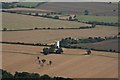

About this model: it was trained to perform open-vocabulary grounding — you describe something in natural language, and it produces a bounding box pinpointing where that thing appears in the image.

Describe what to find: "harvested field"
[2,26,118,44]
[2,44,118,78]
[36,2,118,16]
[2,12,89,30]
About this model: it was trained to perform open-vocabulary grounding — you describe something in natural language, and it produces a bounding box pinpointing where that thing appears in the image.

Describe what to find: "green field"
[13,2,44,8]
[77,15,118,23]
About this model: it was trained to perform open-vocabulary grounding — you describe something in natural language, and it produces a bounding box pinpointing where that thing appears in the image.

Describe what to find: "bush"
[53,16,59,19]
[3,28,7,31]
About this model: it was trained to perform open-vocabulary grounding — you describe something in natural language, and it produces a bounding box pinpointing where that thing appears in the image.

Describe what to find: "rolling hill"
[36,2,118,16]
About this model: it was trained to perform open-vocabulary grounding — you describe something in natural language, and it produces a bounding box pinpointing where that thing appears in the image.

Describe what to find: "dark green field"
[76,15,118,23]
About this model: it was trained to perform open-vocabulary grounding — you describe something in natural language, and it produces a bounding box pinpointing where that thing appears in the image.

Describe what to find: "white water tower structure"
[55,41,60,48]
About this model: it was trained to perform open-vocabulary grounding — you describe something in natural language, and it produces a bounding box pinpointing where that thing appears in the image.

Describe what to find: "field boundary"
[1,27,95,32]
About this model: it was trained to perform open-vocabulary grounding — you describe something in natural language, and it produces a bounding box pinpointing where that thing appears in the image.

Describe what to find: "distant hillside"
[36,2,118,16]
[2,2,46,9]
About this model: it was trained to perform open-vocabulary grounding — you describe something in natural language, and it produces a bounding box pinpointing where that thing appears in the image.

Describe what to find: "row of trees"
[83,21,118,26]
[60,36,119,46]
[2,24,96,32]
[1,41,49,47]
[1,69,73,80]
[60,37,107,47]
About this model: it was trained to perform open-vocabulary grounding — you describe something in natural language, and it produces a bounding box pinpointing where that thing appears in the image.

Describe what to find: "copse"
[42,46,63,55]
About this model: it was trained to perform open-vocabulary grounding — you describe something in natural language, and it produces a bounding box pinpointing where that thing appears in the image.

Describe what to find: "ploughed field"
[71,39,119,52]
[2,44,118,78]
[2,12,90,30]
[36,2,118,16]
[2,26,118,44]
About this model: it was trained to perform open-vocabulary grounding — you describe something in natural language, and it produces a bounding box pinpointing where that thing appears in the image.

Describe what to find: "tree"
[49,61,52,65]
[37,56,39,60]
[2,69,14,78]
[49,47,55,53]
[56,48,63,54]
[84,10,89,15]
[40,74,51,80]
[43,48,49,55]
[73,15,76,18]
[46,13,50,15]
[42,59,46,64]
[68,16,72,21]
[39,60,41,64]
[3,28,7,31]
[87,50,91,55]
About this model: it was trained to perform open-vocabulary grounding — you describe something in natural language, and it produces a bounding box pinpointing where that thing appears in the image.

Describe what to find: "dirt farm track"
[2,44,118,78]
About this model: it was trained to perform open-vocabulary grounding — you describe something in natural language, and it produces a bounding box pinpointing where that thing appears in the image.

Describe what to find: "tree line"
[1,69,73,80]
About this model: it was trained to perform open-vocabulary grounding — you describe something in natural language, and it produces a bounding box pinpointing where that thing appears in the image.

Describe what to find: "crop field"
[13,2,44,8]
[36,2,118,16]
[2,12,90,30]
[77,15,118,23]
[2,26,118,44]
[71,39,119,52]
[2,44,118,78]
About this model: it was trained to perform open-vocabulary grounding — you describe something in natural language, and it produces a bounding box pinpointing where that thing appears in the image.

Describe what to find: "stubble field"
[2,26,118,44]
[2,44,118,78]
[2,12,90,30]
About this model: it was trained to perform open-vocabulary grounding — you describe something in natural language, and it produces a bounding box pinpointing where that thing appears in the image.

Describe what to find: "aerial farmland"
[1,2,119,80]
